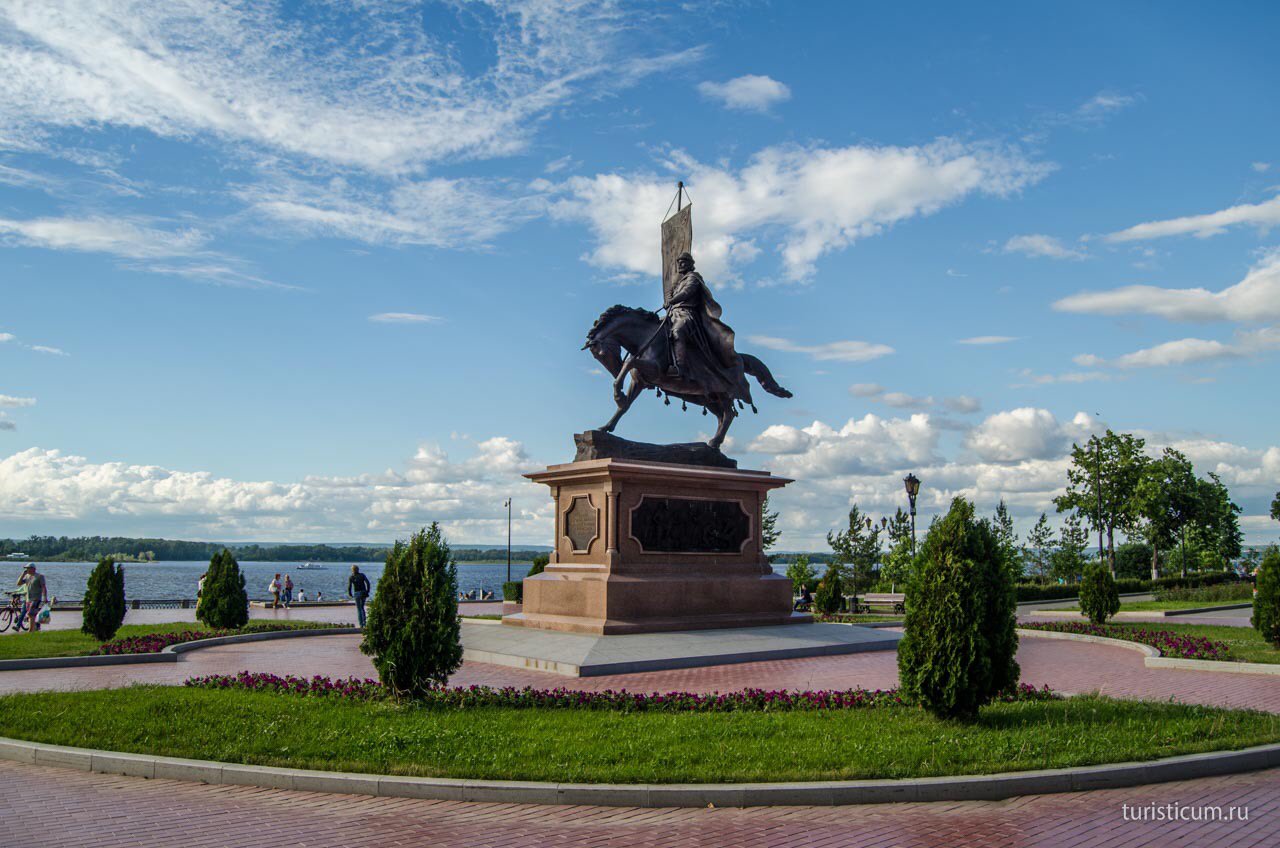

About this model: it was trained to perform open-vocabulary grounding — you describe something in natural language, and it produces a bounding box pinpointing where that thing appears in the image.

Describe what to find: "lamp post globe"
[902,473,921,554]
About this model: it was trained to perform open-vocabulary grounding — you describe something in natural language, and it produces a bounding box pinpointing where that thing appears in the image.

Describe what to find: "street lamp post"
[903,473,921,555]
[503,498,512,584]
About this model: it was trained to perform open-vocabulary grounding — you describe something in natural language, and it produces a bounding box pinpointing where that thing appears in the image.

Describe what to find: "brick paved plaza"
[1,620,1277,847]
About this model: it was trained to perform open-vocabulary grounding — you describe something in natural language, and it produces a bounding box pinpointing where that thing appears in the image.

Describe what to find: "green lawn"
[0,621,333,661]
[0,687,1276,783]
[1118,600,1252,612]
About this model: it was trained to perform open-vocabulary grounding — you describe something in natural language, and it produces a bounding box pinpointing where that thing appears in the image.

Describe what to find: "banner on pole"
[660,203,692,305]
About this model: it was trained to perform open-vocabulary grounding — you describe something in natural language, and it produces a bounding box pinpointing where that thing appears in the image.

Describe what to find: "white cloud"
[368,313,443,324]
[1253,162,1272,174]
[1013,368,1115,386]
[748,414,942,478]
[1003,234,1087,260]
[1075,92,1137,121]
[0,439,551,543]
[1054,250,1280,322]
[0,1,694,175]
[0,419,14,432]
[751,336,894,362]
[697,74,791,112]
[965,408,1090,463]
[881,392,934,410]
[29,345,66,356]
[958,335,1019,345]
[0,395,36,408]
[0,215,206,259]
[551,139,1050,282]
[943,395,982,414]
[849,383,884,398]
[851,383,980,414]
[239,177,543,248]
[1105,195,1280,243]
[1076,326,1280,369]
[0,333,14,343]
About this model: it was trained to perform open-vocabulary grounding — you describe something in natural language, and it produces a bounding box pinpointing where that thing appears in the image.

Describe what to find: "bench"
[859,593,906,614]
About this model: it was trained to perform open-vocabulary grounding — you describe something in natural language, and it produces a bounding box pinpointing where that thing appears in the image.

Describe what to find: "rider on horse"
[665,252,745,400]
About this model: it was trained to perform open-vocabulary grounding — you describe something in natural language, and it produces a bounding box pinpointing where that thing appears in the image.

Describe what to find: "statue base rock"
[574,429,737,469]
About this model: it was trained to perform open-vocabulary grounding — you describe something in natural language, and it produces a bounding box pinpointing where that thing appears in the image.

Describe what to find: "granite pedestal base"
[511,454,803,635]
[465,619,901,677]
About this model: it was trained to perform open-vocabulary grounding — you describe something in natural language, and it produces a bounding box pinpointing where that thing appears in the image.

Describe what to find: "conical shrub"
[196,549,249,629]
[897,497,1019,720]
[82,557,127,641]
[361,523,462,697]
[1253,548,1280,648]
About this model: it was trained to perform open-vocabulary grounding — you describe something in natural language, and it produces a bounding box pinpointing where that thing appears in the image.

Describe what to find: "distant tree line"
[0,535,549,564]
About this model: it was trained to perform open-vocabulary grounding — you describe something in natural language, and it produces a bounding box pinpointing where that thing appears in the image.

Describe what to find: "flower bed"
[1021,622,1231,660]
[93,622,352,656]
[184,671,1057,711]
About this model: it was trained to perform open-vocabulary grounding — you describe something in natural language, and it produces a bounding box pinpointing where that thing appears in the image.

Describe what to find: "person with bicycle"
[18,564,48,633]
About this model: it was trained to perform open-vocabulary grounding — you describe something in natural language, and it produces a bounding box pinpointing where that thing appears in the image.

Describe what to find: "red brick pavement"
[2,632,1278,713]
[1,759,1275,847]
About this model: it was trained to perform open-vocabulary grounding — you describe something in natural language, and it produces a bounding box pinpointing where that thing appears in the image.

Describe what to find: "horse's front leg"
[602,374,643,433]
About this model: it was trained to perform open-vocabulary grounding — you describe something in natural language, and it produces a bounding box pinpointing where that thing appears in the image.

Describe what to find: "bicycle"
[0,592,27,633]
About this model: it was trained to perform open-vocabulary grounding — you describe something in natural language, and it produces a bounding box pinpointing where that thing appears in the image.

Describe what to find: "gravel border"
[0,735,1276,807]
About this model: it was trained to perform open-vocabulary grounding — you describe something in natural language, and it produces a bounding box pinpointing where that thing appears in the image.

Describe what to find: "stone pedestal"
[505,455,806,634]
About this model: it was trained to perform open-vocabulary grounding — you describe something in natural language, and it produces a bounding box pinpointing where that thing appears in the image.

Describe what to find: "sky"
[2,0,1279,549]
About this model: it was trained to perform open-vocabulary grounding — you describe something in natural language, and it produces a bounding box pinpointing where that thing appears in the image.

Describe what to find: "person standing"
[268,573,282,609]
[282,574,294,609]
[20,564,48,634]
[347,565,371,627]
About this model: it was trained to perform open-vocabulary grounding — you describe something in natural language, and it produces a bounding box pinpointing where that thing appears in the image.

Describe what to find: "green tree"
[1251,548,1280,648]
[1272,493,1280,523]
[1191,473,1242,571]
[992,499,1021,578]
[361,524,462,697]
[879,508,915,591]
[1079,560,1121,624]
[1055,430,1148,574]
[526,553,550,577]
[195,549,249,629]
[81,557,127,641]
[1133,447,1196,580]
[1023,513,1054,580]
[1113,542,1154,581]
[827,503,881,594]
[1049,513,1089,582]
[761,496,781,552]
[897,497,1019,721]
[784,554,816,594]
[813,560,844,615]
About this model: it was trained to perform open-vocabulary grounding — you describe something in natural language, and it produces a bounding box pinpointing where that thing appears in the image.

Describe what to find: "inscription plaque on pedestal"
[564,496,598,552]
[630,496,749,554]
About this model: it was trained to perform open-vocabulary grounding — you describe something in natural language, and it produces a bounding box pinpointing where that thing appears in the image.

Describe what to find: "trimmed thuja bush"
[196,549,249,630]
[1254,549,1280,649]
[813,561,844,615]
[1079,561,1121,625]
[81,557,127,641]
[361,523,462,697]
[897,497,1019,721]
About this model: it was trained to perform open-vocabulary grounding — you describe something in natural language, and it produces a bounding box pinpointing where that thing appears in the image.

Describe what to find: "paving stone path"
[2,759,1275,848]
[2,630,1278,713]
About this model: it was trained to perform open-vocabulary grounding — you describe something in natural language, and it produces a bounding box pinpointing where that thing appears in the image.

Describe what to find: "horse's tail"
[741,353,792,398]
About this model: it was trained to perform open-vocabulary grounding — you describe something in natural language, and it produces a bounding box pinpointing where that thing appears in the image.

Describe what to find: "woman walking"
[268,573,282,609]
[282,573,294,609]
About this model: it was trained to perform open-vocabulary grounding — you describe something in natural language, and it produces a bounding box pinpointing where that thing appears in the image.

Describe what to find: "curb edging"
[1018,627,1280,676]
[0,628,358,672]
[1,735,1276,807]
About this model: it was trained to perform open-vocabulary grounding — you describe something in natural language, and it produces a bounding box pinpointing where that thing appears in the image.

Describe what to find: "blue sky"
[2,0,1278,548]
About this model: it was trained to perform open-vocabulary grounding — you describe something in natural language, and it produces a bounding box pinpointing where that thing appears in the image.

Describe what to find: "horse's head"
[583,304,661,376]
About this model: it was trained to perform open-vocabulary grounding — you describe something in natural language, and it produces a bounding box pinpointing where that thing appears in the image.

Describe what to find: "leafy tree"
[1079,560,1121,624]
[1049,513,1090,582]
[196,549,249,629]
[1192,473,1242,571]
[526,553,550,577]
[813,561,844,615]
[361,524,462,697]
[1113,542,1154,581]
[1133,448,1196,580]
[81,557,126,641]
[1023,513,1054,580]
[761,496,781,552]
[1272,493,1280,523]
[784,554,816,593]
[879,508,915,591]
[897,497,1019,721]
[1055,430,1148,574]
[827,503,881,594]
[1251,548,1280,649]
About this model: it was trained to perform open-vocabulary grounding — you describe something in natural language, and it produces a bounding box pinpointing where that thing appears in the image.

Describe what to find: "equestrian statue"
[583,250,792,450]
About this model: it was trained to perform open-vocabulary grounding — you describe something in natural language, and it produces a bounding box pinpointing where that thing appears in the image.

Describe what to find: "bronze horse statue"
[583,305,792,449]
